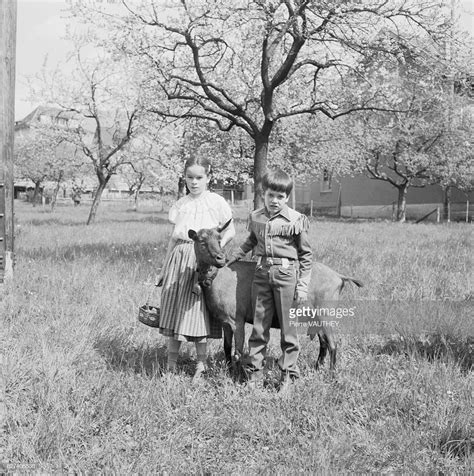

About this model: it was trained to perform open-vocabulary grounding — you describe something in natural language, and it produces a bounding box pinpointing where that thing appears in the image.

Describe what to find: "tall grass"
[1,202,472,473]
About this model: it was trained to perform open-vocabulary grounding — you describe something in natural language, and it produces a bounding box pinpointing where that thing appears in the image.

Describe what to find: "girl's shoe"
[192,361,207,381]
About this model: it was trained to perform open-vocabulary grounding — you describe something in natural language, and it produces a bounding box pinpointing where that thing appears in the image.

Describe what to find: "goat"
[188,220,363,372]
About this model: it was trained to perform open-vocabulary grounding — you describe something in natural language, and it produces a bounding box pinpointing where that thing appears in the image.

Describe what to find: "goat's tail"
[339,275,364,292]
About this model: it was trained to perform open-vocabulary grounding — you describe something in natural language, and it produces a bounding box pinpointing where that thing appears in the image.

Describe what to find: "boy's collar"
[261,204,291,221]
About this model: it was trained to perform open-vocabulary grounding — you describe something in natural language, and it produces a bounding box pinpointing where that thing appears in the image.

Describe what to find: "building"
[294,173,473,222]
[293,29,474,222]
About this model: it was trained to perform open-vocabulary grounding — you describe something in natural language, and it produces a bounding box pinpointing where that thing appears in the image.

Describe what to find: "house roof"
[15,105,134,146]
[15,106,84,130]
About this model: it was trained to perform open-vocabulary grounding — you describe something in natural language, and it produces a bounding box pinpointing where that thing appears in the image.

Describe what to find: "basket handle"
[144,281,161,306]
[154,267,164,287]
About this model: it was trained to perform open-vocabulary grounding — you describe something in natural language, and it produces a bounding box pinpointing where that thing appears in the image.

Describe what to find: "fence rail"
[302,201,473,223]
[415,208,438,224]
[16,194,474,223]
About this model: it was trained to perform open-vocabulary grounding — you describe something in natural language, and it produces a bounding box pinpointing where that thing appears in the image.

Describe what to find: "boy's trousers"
[247,262,300,378]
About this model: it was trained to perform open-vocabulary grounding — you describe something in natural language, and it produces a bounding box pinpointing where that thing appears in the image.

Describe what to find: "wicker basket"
[138,304,161,328]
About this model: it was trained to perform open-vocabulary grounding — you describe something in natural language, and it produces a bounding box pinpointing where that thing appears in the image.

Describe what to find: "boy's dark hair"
[262,168,293,196]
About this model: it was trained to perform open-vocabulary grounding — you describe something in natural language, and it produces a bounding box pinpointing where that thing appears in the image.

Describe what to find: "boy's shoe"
[279,372,297,393]
[245,369,264,389]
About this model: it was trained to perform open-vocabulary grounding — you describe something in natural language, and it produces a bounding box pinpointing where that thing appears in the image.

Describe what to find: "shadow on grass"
[94,334,168,377]
[94,334,208,378]
[370,333,473,373]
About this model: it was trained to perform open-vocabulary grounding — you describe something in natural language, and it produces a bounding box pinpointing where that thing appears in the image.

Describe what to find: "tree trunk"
[336,183,342,218]
[87,177,110,225]
[134,175,145,211]
[290,175,296,209]
[253,132,270,209]
[32,181,41,207]
[443,185,451,222]
[396,183,408,222]
[50,174,63,212]
[134,188,139,211]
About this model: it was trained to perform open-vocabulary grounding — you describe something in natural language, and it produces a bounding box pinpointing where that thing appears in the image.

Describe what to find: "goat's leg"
[308,330,326,369]
[323,326,337,372]
[222,323,234,372]
[327,332,337,372]
[315,330,337,372]
[233,317,247,381]
[234,318,246,365]
[315,332,328,370]
[329,341,337,372]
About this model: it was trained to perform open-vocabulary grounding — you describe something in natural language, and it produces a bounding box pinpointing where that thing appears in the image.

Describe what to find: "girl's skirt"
[159,240,222,342]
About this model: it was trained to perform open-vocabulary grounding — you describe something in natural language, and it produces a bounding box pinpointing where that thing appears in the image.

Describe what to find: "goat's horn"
[217,218,232,233]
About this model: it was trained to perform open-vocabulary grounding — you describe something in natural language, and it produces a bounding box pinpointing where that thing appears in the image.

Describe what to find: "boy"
[228,168,312,389]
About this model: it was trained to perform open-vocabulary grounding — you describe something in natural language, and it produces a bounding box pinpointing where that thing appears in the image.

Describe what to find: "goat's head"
[188,218,232,268]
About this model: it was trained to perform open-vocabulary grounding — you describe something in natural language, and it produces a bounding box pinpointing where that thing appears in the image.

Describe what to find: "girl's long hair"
[184,156,212,175]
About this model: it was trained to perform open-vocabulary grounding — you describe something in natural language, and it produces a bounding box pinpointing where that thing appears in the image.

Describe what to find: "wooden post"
[310,199,313,218]
[0,0,17,283]
[437,205,440,223]
[291,175,296,210]
[466,200,469,223]
[230,189,234,206]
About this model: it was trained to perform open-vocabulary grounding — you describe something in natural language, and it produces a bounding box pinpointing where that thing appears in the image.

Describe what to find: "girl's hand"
[155,273,164,287]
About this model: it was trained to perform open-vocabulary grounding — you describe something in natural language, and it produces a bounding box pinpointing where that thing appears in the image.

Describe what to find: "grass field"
[1,201,473,473]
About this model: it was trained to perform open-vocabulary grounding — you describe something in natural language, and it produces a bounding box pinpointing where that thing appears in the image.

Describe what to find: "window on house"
[321,168,332,192]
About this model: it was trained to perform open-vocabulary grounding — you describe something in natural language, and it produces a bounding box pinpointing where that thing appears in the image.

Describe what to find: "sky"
[14,0,474,121]
[15,0,74,120]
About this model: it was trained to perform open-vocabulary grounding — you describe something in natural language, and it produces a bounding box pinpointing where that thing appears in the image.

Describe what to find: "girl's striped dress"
[159,191,232,342]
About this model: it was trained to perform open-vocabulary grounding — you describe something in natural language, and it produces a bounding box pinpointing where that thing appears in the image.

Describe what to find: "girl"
[156,156,235,378]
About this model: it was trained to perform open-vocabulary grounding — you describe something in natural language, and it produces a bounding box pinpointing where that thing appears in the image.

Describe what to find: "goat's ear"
[217,218,232,233]
[188,230,198,241]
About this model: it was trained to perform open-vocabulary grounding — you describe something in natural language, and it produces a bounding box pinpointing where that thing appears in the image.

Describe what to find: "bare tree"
[29,41,145,224]
[76,0,445,208]
[347,22,474,222]
[119,136,171,210]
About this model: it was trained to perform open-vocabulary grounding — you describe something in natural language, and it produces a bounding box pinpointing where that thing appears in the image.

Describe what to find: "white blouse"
[169,190,232,241]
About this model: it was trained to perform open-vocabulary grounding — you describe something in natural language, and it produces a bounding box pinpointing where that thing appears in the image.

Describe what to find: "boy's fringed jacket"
[233,205,313,295]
